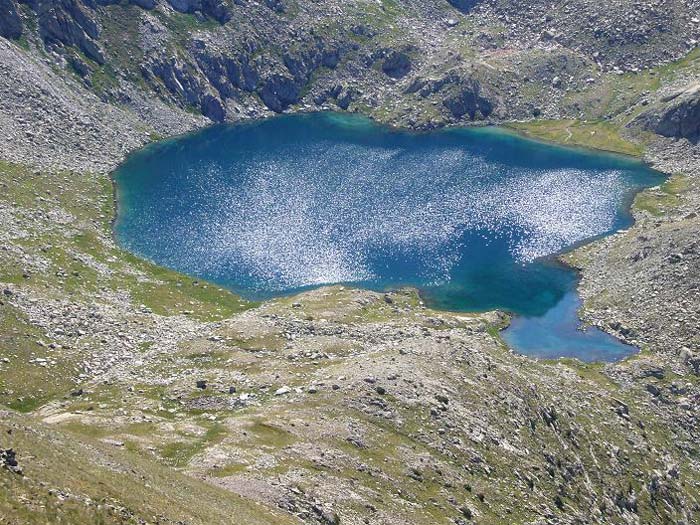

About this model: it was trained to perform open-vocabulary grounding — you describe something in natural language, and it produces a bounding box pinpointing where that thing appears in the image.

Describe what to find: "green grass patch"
[507,119,643,156]
[633,174,689,216]
[120,253,255,320]
[0,305,80,412]
[246,420,296,449]
[160,422,227,468]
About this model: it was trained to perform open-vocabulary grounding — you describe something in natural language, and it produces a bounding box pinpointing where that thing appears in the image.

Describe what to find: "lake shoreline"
[112,112,666,362]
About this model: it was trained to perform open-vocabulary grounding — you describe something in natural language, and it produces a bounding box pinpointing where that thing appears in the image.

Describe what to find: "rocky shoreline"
[1,1,700,523]
[2,107,699,524]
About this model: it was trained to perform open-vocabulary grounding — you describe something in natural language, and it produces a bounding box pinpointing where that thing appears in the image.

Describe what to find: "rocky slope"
[634,83,700,138]
[2,159,699,524]
[0,0,699,171]
[1,1,700,524]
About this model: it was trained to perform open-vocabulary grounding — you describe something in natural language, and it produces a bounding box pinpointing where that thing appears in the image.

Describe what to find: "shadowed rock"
[447,0,481,12]
[382,51,412,79]
[443,80,493,119]
[638,85,700,140]
[0,0,22,39]
[34,0,105,64]
[259,74,302,112]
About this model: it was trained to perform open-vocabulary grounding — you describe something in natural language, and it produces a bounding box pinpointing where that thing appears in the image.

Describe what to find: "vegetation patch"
[160,422,227,468]
[633,174,690,216]
[507,119,644,156]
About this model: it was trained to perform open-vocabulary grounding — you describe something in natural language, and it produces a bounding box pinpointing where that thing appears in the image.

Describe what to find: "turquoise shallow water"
[114,113,663,362]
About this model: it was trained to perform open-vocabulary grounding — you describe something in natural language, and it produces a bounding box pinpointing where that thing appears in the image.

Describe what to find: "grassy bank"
[506,119,644,157]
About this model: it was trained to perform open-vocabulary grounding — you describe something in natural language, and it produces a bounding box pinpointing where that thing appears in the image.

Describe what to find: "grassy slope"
[0,160,254,413]
[506,47,700,156]
[0,411,296,525]
[506,119,643,156]
[1,44,699,524]
[0,160,296,523]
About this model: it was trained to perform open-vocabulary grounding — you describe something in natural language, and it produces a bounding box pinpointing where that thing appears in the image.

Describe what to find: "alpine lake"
[114,113,664,362]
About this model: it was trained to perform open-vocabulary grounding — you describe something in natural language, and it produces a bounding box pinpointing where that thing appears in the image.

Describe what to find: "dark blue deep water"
[114,113,663,361]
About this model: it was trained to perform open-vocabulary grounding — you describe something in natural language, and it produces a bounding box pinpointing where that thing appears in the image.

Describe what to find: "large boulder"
[635,85,700,140]
[382,51,412,79]
[443,80,493,120]
[0,0,23,39]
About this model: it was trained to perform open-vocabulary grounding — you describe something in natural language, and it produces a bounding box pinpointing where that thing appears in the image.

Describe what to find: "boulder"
[1,449,22,475]
[382,51,412,79]
[443,81,493,120]
[633,84,700,140]
[201,92,225,122]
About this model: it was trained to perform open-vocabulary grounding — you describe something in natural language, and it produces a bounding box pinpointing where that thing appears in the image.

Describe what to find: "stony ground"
[2,159,699,525]
[0,0,699,171]
[1,1,700,524]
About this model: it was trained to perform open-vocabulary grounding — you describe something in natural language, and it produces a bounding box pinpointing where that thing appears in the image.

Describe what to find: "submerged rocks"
[447,0,481,12]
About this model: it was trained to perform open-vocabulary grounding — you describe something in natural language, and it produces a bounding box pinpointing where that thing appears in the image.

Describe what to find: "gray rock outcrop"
[442,80,493,120]
[32,0,105,64]
[635,85,700,140]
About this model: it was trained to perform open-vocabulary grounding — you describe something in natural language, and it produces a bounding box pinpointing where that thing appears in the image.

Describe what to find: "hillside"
[1,1,699,524]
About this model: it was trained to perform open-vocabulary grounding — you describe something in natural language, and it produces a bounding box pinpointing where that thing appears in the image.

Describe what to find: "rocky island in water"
[0,1,699,524]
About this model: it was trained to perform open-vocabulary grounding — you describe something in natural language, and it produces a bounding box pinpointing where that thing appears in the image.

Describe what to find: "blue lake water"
[113,113,663,362]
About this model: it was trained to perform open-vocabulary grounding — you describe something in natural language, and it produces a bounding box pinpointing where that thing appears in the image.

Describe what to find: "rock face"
[165,0,231,23]
[32,0,105,64]
[0,0,22,39]
[259,74,301,112]
[443,80,493,119]
[181,36,347,116]
[382,51,412,79]
[636,85,700,140]
[0,0,697,133]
